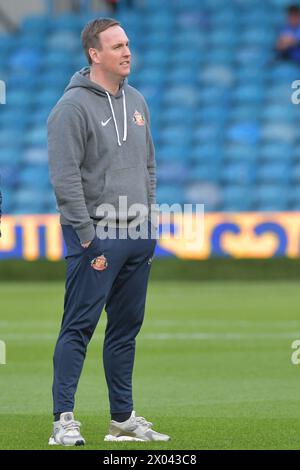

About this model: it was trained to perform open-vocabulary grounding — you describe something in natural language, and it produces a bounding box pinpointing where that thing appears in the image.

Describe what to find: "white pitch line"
[1,320,300,329]
[1,332,300,342]
[142,332,300,340]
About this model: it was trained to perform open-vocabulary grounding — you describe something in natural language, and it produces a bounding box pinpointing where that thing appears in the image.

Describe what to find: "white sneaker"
[104,411,171,442]
[48,412,85,446]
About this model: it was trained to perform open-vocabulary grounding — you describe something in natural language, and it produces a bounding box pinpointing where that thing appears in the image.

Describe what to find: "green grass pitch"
[0,279,300,450]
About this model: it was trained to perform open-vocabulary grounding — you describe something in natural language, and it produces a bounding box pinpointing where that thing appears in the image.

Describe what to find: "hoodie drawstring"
[122,90,127,143]
[105,90,127,147]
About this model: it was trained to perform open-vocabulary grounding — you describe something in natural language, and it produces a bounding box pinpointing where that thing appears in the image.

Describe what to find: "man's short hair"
[81,18,121,65]
[288,5,300,15]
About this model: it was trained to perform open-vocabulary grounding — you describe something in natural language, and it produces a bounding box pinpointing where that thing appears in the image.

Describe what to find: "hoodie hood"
[64,66,127,97]
[65,66,128,146]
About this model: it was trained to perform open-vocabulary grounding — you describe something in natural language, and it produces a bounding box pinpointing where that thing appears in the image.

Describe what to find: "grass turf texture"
[0,280,300,450]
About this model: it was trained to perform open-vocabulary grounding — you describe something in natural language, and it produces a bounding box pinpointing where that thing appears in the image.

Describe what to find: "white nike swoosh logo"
[101,117,112,126]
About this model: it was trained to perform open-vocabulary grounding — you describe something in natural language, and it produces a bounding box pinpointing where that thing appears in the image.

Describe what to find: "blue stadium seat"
[0,109,29,128]
[50,13,84,32]
[21,15,50,33]
[9,48,41,71]
[136,68,165,85]
[229,105,261,122]
[157,145,189,162]
[43,51,74,67]
[0,34,18,54]
[23,147,48,165]
[0,131,24,148]
[208,8,236,25]
[253,185,289,211]
[289,186,300,209]
[226,122,260,145]
[46,31,80,50]
[184,182,220,211]
[268,63,299,81]
[194,105,229,124]
[18,165,51,188]
[292,164,300,183]
[235,66,267,83]
[190,143,223,164]
[5,90,33,108]
[261,104,297,122]
[200,65,234,87]
[193,124,224,144]
[293,144,300,163]
[135,84,162,107]
[166,67,198,84]
[236,47,270,67]
[259,143,293,161]
[204,49,234,64]
[24,127,47,147]
[40,71,70,89]
[221,161,256,185]
[224,144,258,162]
[143,13,174,30]
[1,188,14,213]
[189,163,220,183]
[270,0,291,7]
[157,161,189,184]
[27,108,54,127]
[240,28,274,45]
[171,0,201,11]
[8,73,39,90]
[198,86,230,105]
[232,84,264,103]
[32,89,62,108]
[221,185,252,211]
[159,106,194,126]
[208,29,237,47]
[12,188,51,214]
[256,162,291,184]
[265,84,294,102]
[172,30,206,48]
[159,126,192,147]
[157,185,184,205]
[140,49,168,68]
[169,49,203,67]
[142,31,172,47]
[0,151,22,167]
[163,85,198,108]
[261,123,296,143]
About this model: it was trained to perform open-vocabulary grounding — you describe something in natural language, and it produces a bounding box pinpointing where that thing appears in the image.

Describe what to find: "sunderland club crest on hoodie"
[133,110,145,126]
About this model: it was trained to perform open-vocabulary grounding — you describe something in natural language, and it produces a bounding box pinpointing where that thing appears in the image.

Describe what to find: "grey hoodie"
[47,67,156,244]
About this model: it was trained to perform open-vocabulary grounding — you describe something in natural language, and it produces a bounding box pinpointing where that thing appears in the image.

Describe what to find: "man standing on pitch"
[47,18,170,445]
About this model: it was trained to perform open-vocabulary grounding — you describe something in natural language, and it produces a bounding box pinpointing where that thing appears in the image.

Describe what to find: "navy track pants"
[52,224,156,415]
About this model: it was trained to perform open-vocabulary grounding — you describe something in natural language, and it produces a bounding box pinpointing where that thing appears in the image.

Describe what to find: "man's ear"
[89,48,101,65]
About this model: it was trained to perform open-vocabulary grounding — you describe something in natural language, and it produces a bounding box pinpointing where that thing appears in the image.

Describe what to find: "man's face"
[289,12,300,27]
[91,25,131,78]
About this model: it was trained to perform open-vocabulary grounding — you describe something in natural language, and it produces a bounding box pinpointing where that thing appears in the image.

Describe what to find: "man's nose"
[124,46,131,57]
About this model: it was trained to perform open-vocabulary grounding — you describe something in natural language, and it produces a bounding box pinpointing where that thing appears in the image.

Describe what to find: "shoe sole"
[48,437,85,446]
[104,434,144,442]
[104,434,171,442]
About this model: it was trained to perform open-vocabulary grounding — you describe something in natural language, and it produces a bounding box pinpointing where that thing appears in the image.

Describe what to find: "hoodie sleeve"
[143,101,156,206]
[47,102,95,244]
[143,100,159,228]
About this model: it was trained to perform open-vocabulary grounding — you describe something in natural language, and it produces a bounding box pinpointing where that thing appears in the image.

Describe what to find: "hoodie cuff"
[149,205,160,228]
[76,223,96,245]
